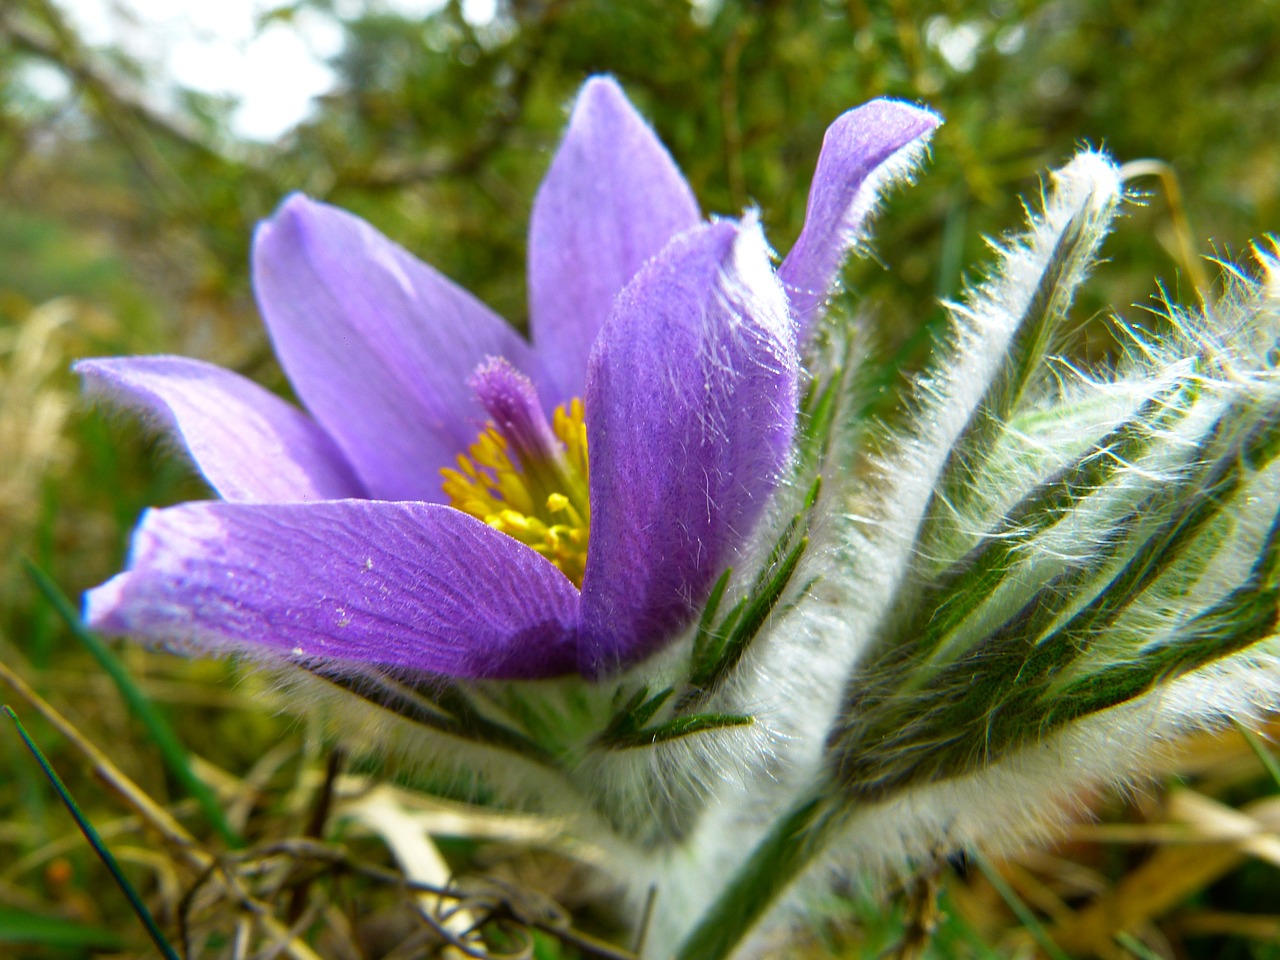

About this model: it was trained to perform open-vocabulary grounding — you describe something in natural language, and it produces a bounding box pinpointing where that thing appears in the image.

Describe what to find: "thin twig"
[286,746,345,924]
[0,1,235,168]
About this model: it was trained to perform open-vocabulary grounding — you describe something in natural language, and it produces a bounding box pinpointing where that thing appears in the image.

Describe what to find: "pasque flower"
[70,73,1280,960]
[79,77,940,680]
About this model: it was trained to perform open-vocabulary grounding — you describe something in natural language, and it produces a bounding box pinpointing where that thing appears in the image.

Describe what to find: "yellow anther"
[442,397,591,587]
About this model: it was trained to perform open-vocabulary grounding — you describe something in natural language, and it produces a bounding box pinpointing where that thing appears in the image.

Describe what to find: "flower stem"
[675,793,842,960]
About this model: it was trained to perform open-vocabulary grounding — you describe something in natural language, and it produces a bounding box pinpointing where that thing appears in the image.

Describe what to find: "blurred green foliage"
[0,0,1277,955]
[4,0,1279,353]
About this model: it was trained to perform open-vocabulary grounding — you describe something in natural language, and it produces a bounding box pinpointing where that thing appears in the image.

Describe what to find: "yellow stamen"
[442,399,591,587]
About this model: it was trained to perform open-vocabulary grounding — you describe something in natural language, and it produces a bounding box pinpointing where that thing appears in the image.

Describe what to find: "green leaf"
[689,568,733,676]
[922,166,1119,554]
[884,375,1197,673]
[601,686,675,740]
[689,534,808,693]
[833,397,1280,800]
[603,712,754,750]
[316,670,558,766]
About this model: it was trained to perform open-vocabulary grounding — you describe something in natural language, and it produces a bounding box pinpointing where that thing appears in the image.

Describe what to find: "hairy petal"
[85,500,581,679]
[76,356,364,502]
[528,75,700,404]
[781,99,942,336]
[580,218,798,675]
[253,195,545,501]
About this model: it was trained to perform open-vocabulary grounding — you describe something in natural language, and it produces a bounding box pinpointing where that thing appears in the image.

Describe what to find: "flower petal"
[579,218,799,675]
[85,500,581,679]
[76,356,364,502]
[780,99,942,336]
[528,76,700,404]
[253,195,545,501]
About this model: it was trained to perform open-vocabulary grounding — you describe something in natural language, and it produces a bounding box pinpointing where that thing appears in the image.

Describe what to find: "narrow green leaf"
[23,559,243,849]
[601,686,675,740]
[687,597,746,692]
[862,375,1196,700]
[605,712,753,750]
[690,535,808,691]
[629,688,675,730]
[430,682,559,760]
[4,705,181,960]
[804,474,823,511]
[676,795,841,960]
[797,370,843,465]
[690,567,733,674]
[834,463,1280,800]
[1046,584,1279,728]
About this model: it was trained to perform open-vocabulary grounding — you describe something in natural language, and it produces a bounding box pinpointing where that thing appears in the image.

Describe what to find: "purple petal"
[528,76,700,405]
[85,500,581,679]
[253,195,547,501]
[780,99,942,336]
[579,218,798,675]
[76,356,364,502]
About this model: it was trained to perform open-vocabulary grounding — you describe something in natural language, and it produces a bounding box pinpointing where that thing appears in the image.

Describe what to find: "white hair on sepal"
[1254,237,1280,304]
[601,415,891,953]
[713,262,1280,950]
[720,644,1280,955]
[638,162,1278,955]
[263,665,603,821]
[825,151,1125,603]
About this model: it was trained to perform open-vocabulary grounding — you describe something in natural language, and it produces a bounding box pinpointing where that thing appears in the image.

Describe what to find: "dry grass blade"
[1050,791,1280,955]
[343,784,479,938]
[0,658,331,960]
[0,299,73,542]
[1172,911,1280,940]
[0,656,199,854]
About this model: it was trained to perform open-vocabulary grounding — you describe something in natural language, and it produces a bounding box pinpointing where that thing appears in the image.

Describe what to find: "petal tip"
[71,356,108,382]
[563,74,664,150]
[834,98,944,147]
[872,96,944,129]
[255,192,322,254]
[276,191,319,219]
[83,575,128,634]
[72,355,152,408]
[573,74,630,115]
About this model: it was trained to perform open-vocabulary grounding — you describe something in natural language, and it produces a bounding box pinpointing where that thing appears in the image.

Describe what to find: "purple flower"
[79,78,938,680]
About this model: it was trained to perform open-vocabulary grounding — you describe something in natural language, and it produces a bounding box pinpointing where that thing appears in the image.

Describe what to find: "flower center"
[440,358,591,587]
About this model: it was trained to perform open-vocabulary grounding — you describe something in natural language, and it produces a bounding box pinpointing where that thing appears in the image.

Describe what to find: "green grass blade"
[1114,931,1167,960]
[4,705,181,960]
[23,559,243,848]
[0,907,124,950]
[1236,721,1280,791]
[972,851,1071,960]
